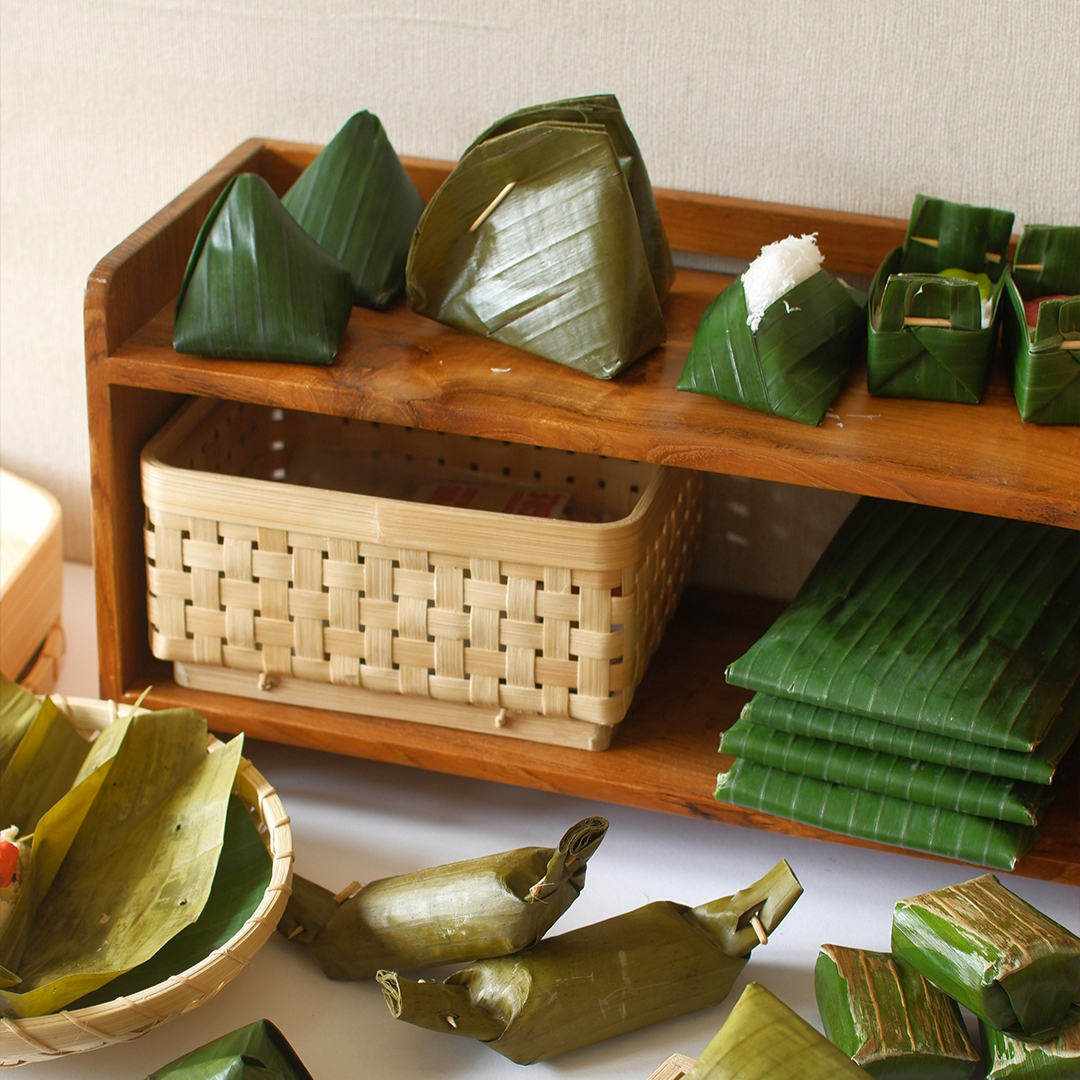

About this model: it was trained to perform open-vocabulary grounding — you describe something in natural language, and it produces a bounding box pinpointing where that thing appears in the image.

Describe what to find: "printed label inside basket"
[412,481,569,518]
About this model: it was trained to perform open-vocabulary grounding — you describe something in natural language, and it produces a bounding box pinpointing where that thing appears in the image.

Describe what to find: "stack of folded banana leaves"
[717,496,1079,870]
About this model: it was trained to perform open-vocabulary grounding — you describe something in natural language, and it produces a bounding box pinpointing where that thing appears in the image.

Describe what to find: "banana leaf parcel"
[281,111,425,310]
[867,194,1015,402]
[173,173,353,364]
[981,1004,1080,1080]
[724,498,1080,753]
[1002,224,1080,425]
[377,859,802,1065]
[405,119,666,379]
[891,874,1080,1038]
[815,945,979,1079]
[146,1019,313,1080]
[278,816,607,979]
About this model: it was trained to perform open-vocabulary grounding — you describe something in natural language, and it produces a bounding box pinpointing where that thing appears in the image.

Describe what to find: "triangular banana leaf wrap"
[465,94,674,304]
[1002,225,1080,425]
[405,120,666,379]
[376,859,802,1065]
[724,498,1080,753]
[277,816,608,979]
[677,269,867,425]
[146,1019,315,1080]
[980,1004,1080,1080]
[281,110,426,310]
[891,874,1080,1038]
[173,173,353,364]
[814,945,979,1080]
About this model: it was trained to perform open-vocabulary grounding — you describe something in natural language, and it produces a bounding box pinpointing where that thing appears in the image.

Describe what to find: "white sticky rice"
[742,233,824,331]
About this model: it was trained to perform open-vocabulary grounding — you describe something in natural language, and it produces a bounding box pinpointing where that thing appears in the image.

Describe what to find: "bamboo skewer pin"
[470,182,517,232]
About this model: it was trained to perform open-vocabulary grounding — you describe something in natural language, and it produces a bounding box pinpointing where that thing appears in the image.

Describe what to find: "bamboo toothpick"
[750,914,769,945]
[470,182,517,232]
[904,316,953,328]
[333,880,363,904]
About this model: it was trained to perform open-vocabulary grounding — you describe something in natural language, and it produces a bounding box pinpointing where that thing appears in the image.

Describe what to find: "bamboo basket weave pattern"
[142,399,702,749]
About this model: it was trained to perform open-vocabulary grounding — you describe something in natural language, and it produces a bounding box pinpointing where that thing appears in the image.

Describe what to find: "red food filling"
[1024,294,1071,329]
[0,840,18,888]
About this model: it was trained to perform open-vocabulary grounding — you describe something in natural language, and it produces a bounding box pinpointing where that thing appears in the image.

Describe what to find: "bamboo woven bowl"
[0,696,294,1066]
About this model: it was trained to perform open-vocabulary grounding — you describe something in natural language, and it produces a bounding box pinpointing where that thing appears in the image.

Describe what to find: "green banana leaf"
[685,982,864,1079]
[465,94,674,304]
[981,1005,1080,1080]
[173,173,353,365]
[377,860,802,1065]
[281,111,425,310]
[714,758,1038,870]
[406,120,666,379]
[677,269,866,425]
[891,874,1080,1038]
[277,816,608,979]
[721,719,1052,825]
[740,689,1080,784]
[0,674,40,776]
[146,1019,314,1080]
[814,945,979,1079]
[898,194,1014,277]
[725,498,1080,752]
[1011,224,1080,298]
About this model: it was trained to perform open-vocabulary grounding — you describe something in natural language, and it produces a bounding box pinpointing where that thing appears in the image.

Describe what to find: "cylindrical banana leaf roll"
[891,874,1080,1038]
[277,817,608,979]
[980,1005,1080,1080]
[377,859,802,1064]
[720,719,1053,825]
[714,758,1038,870]
[814,945,979,1079]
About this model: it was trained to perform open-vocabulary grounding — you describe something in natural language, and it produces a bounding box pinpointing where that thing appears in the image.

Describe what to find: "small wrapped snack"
[867,194,1015,402]
[376,859,802,1065]
[1001,224,1080,424]
[891,874,1080,1038]
[814,945,979,1079]
[277,816,608,979]
[677,234,867,425]
[145,1019,313,1080]
[981,1004,1080,1080]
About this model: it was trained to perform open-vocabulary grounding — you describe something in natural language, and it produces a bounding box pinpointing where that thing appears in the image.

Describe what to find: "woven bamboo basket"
[142,398,703,750]
[0,695,293,1066]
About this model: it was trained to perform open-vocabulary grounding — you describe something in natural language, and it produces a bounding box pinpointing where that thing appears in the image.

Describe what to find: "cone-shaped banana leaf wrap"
[677,269,867,425]
[814,945,979,1079]
[891,874,1080,1038]
[714,759,1037,869]
[278,816,608,980]
[725,498,1080,753]
[173,173,353,364]
[0,674,40,777]
[720,720,1053,825]
[375,859,802,1065]
[684,982,864,1080]
[465,94,674,304]
[146,1019,314,1080]
[980,1005,1080,1080]
[405,121,666,379]
[281,111,425,310]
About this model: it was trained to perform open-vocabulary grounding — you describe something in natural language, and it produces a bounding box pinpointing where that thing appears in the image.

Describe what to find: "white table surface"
[23,562,1080,1077]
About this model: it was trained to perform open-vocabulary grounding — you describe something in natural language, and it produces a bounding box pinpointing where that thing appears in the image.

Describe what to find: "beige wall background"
[2,0,1078,595]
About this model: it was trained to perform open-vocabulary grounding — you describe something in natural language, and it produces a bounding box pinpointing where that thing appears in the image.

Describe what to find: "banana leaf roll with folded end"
[980,1004,1080,1080]
[146,1019,314,1080]
[173,173,353,364]
[277,816,608,979]
[281,111,425,310]
[376,859,802,1065]
[814,945,979,1079]
[677,233,867,425]
[891,874,1080,1038]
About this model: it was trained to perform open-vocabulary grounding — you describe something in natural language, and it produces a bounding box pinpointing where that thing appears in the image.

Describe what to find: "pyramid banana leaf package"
[281,110,426,310]
[145,1019,314,1080]
[173,173,353,364]
[725,498,1080,753]
[1002,224,1080,425]
[814,945,979,1079]
[980,1004,1080,1080]
[376,859,802,1065]
[867,194,1015,402]
[406,108,667,379]
[677,234,867,425]
[891,874,1080,1038]
[277,816,608,979]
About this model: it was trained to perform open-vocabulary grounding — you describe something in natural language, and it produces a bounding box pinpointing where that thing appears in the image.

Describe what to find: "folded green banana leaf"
[685,982,864,1079]
[0,674,39,776]
[465,94,674,304]
[721,719,1052,825]
[406,120,666,379]
[740,689,1080,784]
[377,859,802,1065]
[174,173,353,364]
[981,1004,1080,1080]
[814,945,979,1079]
[725,498,1080,752]
[677,269,866,425]
[714,758,1038,870]
[146,1019,314,1080]
[897,194,1015,276]
[277,816,607,979]
[281,111,425,310]
[891,874,1080,1038]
